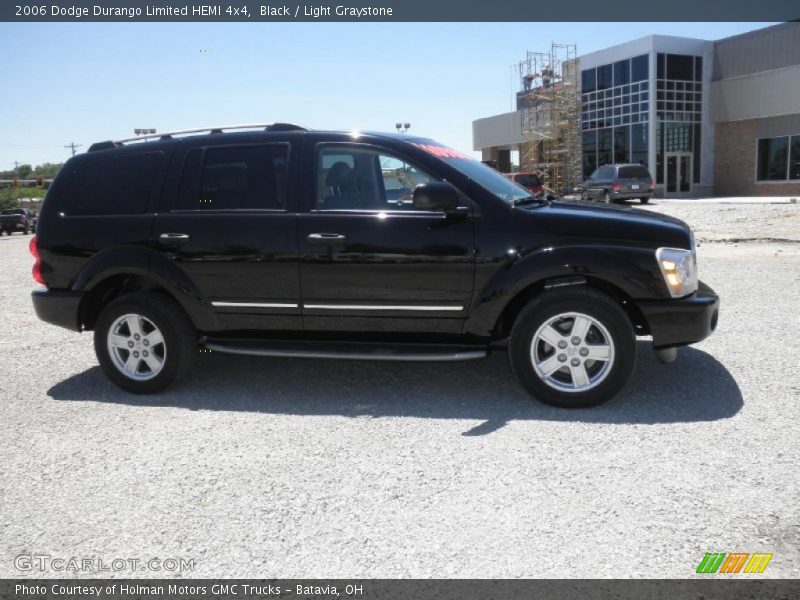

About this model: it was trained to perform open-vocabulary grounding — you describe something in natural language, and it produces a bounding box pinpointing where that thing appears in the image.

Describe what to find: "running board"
[203,340,489,362]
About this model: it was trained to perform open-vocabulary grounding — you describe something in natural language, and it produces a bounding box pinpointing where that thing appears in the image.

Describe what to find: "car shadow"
[47,341,742,435]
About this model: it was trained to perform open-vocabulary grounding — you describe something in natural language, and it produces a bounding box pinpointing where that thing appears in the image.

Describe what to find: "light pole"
[395,122,411,134]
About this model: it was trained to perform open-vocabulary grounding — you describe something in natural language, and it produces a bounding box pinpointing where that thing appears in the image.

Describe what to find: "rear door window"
[618,165,651,179]
[176,144,289,211]
[65,152,161,216]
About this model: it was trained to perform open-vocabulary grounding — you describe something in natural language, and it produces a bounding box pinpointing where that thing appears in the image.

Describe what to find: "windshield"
[514,174,540,187]
[410,142,533,204]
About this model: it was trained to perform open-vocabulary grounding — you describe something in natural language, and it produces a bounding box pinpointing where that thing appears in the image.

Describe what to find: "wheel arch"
[73,246,218,332]
[492,275,650,341]
[465,245,660,340]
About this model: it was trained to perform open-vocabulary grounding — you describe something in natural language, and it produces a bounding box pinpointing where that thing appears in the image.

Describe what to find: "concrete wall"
[710,64,800,123]
[714,118,800,197]
[472,111,524,152]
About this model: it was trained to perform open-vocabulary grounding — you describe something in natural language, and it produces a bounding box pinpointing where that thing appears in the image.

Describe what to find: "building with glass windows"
[473,22,800,197]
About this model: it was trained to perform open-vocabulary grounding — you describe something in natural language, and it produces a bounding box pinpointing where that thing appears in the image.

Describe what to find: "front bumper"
[32,289,83,332]
[636,281,719,349]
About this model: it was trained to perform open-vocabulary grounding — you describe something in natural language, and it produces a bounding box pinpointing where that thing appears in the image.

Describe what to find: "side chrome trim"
[205,343,487,362]
[303,304,463,311]
[211,302,299,309]
[211,302,464,312]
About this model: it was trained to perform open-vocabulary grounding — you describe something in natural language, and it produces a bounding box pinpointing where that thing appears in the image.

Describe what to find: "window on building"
[631,54,648,82]
[667,54,694,81]
[176,145,289,211]
[582,130,597,178]
[756,136,790,181]
[597,64,612,90]
[614,127,629,163]
[791,136,800,180]
[66,152,162,216]
[613,60,630,87]
[657,53,665,80]
[693,124,702,183]
[598,128,612,167]
[694,56,703,82]
[631,124,648,166]
[581,68,596,93]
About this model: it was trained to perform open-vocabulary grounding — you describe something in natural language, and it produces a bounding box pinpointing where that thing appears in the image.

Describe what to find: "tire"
[639,197,649,204]
[603,191,611,204]
[580,191,589,202]
[94,292,197,394]
[508,288,636,408]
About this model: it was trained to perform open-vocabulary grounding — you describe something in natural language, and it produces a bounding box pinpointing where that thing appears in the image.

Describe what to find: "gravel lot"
[1,202,798,579]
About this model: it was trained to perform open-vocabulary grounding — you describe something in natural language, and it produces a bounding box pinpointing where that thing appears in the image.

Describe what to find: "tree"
[31,162,63,179]
[15,164,33,179]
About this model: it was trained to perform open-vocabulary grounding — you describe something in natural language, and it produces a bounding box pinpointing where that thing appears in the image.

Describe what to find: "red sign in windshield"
[411,143,471,160]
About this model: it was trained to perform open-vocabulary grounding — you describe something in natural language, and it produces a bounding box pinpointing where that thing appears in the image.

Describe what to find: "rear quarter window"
[618,166,651,179]
[63,152,162,216]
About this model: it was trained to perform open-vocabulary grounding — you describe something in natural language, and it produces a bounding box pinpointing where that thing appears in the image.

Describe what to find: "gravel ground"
[1,203,798,579]
[643,200,800,243]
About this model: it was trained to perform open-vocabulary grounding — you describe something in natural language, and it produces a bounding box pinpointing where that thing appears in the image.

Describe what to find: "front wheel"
[94,292,197,394]
[509,288,636,408]
[639,197,650,204]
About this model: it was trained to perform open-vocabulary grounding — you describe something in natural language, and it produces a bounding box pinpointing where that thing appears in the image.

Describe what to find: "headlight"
[656,247,698,298]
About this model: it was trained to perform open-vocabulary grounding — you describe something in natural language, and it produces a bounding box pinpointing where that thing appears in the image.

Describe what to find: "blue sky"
[0,22,775,168]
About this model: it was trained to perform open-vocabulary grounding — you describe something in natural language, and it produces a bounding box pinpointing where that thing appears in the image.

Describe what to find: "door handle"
[159,232,190,246]
[307,233,346,245]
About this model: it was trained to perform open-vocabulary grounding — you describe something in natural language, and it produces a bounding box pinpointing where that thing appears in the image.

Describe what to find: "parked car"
[581,164,654,204]
[30,124,718,408]
[0,208,35,235]
[505,172,544,195]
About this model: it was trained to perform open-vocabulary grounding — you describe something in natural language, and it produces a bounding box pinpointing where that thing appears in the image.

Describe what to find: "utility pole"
[13,161,20,169]
[64,142,82,156]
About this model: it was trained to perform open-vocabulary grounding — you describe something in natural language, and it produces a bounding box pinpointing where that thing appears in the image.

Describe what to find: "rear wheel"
[509,288,636,408]
[639,197,650,204]
[94,292,197,394]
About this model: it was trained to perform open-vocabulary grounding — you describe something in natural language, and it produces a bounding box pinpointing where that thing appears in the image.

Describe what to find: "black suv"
[31,124,718,408]
[581,164,654,204]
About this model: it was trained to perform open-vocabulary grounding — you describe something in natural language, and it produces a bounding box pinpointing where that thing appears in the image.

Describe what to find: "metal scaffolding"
[517,43,581,195]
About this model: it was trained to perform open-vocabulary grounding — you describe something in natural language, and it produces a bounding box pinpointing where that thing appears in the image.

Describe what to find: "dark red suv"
[505,172,543,195]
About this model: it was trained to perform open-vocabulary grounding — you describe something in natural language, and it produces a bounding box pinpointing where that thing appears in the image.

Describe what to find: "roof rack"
[88,122,307,152]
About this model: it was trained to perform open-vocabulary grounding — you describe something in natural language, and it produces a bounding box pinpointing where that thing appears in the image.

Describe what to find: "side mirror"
[413,182,459,213]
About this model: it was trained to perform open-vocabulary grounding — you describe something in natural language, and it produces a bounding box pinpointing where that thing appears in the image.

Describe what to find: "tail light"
[649,180,655,191]
[29,236,45,286]
[612,182,622,192]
